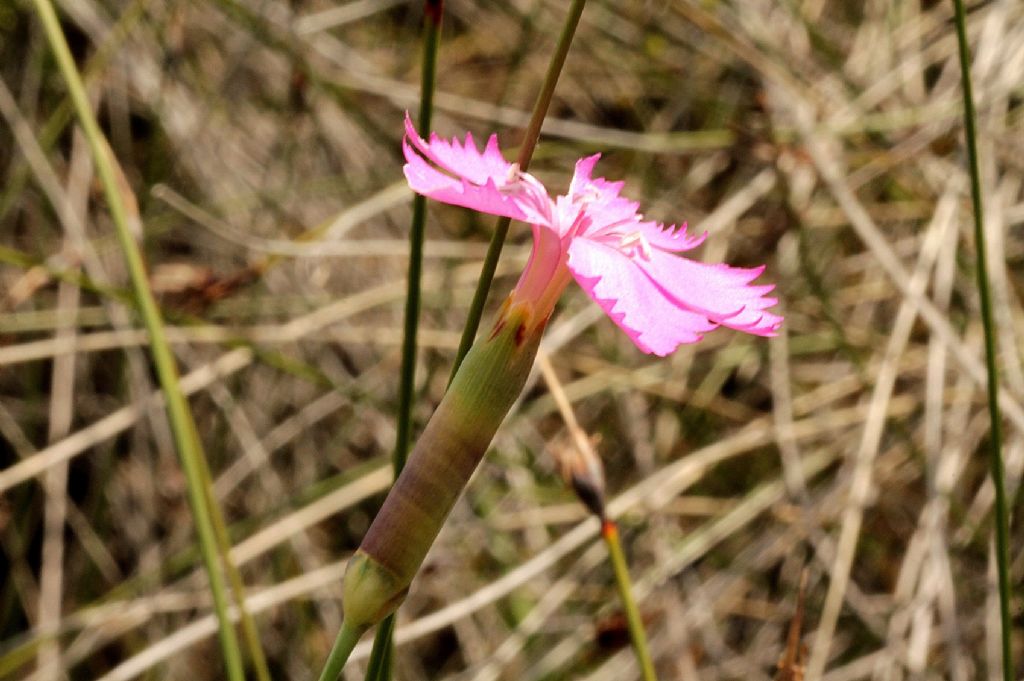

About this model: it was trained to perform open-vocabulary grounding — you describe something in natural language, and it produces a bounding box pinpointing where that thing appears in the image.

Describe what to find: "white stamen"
[619,231,652,259]
[497,164,556,226]
[578,185,603,203]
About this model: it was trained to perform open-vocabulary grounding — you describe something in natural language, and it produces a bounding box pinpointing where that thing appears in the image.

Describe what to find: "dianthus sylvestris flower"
[402,114,782,355]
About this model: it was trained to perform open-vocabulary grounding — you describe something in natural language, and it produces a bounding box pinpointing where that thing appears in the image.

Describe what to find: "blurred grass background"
[1,0,1023,679]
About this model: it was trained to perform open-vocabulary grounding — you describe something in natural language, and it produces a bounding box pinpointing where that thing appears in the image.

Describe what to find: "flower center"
[501,164,554,225]
[618,231,652,260]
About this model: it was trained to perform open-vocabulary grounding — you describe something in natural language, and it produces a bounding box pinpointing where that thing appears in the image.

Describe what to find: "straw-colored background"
[1,1,1022,679]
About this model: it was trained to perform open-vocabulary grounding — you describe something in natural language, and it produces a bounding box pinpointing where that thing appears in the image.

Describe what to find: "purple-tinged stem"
[318,301,545,679]
[364,2,444,677]
[344,301,545,627]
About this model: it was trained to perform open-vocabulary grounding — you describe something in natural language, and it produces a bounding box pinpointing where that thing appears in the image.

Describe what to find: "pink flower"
[402,114,782,356]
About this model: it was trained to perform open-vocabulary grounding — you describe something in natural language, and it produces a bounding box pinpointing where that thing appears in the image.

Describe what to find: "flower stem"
[539,355,655,679]
[362,3,444,680]
[317,621,366,681]
[602,520,657,681]
[323,3,590,676]
[450,0,589,378]
[30,1,246,679]
[950,2,1014,679]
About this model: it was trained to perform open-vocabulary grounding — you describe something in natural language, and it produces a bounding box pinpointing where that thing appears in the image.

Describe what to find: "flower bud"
[341,301,546,626]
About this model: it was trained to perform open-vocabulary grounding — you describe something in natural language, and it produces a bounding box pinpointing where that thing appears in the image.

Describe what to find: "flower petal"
[404,112,511,185]
[402,114,559,225]
[566,156,703,253]
[568,155,604,198]
[567,155,640,230]
[633,221,707,252]
[402,115,537,221]
[403,140,530,221]
[567,238,718,356]
[633,249,782,336]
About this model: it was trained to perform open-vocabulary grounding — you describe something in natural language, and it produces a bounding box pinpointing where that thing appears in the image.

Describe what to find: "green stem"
[31,2,245,679]
[950,3,1014,680]
[601,520,657,681]
[394,0,442,509]
[393,191,429,473]
[363,614,395,681]
[327,2,590,675]
[449,0,589,379]
[317,621,367,681]
[364,3,444,679]
[195,431,272,681]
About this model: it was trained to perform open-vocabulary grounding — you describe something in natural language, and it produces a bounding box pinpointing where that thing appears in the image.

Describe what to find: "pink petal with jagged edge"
[403,115,556,224]
[403,139,530,221]
[404,113,512,185]
[565,156,705,254]
[633,249,782,336]
[561,155,630,210]
[568,155,604,197]
[567,238,718,356]
[568,155,629,205]
[565,155,640,231]
[633,221,707,252]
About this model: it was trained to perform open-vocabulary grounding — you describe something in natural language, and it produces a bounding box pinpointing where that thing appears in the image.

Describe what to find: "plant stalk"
[950,2,1014,679]
[317,621,366,681]
[363,3,444,679]
[450,0,589,378]
[323,2,589,675]
[539,354,656,678]
[602,520,657,681]
[194,426,272,681]
[31,2,247,678]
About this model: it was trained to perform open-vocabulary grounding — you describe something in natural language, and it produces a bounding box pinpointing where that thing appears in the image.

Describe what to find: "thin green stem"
[31,2,245,679]
[195,433,273,681]
[602,520,657,681]
[950,3,1014,680]
[449,0,589,379]
[350,4,444,680]
[394,0,441,473]
[363,615,395,681]
[330,2,590,676]
[392,193,427,473]
[318,621,367,681]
